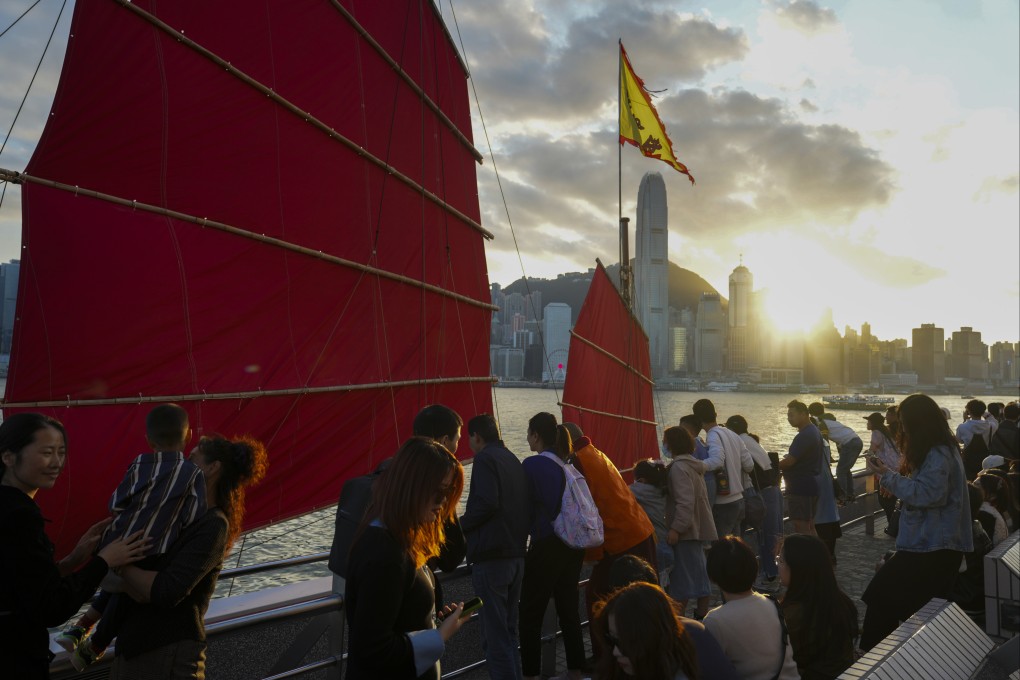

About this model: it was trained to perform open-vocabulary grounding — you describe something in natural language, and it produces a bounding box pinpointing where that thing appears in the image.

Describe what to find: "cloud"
[770,0,839,34]
[974,174,1020,202]
[456,2,748,125]
[478,85,895,283]
[818,239,947,288]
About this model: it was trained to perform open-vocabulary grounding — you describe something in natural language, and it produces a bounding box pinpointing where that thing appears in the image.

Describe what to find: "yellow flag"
[619,42,695,184]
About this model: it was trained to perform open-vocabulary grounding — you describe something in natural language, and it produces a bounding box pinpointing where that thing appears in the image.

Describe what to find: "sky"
[1,0,1018,344]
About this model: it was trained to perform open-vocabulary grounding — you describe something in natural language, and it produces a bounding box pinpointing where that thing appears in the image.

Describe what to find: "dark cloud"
[457,2,747,123]
[770,0,840,33]
[478,85,895,275]
[799,98,818,113]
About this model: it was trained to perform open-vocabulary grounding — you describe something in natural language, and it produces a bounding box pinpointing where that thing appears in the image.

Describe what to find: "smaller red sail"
[561,261,657,471]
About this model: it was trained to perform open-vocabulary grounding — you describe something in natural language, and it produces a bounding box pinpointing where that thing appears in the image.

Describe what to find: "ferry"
[822,394,897,411]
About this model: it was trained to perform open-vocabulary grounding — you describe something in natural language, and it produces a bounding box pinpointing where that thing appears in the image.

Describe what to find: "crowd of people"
[1,392,1016,679]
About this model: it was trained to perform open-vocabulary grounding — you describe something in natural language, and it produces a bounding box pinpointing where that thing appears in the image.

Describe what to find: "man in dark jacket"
[462,414,529,680]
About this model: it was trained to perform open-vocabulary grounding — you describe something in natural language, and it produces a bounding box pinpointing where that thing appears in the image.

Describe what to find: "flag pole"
[618,39,632,311]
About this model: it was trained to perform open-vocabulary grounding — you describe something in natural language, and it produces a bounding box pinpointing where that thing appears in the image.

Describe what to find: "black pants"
[518,535,585,675]
[860,549,962,650]
[878,493,898,525]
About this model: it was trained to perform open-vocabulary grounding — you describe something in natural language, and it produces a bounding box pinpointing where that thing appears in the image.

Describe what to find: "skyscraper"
[726,261,754,372]
[0,259,19,356]
[695,293,725,375]
[634,172,669,378]
[912,323,945,386]
[542,302,571,380]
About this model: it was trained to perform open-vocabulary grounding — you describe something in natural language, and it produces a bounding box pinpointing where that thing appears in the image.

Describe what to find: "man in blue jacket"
[462,414,530,680]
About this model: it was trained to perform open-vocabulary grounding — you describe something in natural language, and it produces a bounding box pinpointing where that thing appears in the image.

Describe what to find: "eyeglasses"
[775,555,785,566]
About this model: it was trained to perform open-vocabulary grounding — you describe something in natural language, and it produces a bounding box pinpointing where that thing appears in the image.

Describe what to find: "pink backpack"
[540,452,604,549]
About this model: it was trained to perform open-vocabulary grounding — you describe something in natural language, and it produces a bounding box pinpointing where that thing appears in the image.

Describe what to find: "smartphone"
[868,455,881,466]
[459,597,483,619]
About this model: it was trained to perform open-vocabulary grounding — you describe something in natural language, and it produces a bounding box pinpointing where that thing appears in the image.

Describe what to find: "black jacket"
[460,441,529,563]
[0,485,108,679]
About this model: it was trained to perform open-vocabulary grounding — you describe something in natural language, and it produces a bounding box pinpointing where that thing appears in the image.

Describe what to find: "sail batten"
[559,401,658,427]
[0,169,497,310]
[569,330,655,385]
[0,375,497,409]
[5,0,493,556]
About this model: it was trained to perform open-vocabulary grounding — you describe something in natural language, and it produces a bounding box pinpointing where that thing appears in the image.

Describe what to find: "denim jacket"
[880,445,973,553]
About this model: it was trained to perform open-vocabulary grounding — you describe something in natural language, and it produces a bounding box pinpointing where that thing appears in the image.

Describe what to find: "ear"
[1,450,14,468]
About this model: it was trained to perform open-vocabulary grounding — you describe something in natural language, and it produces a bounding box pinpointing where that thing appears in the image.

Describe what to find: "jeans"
[712,498,745,538]
[756,486,784,579]
[835,437,864,498]
[471,558,525,680]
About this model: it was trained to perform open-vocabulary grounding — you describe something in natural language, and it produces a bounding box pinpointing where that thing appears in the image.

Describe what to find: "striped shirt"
[101,451,206,555]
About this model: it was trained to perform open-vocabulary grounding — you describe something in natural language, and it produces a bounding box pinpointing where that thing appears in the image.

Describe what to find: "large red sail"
[2,0,493,556]
[561,261,657,470]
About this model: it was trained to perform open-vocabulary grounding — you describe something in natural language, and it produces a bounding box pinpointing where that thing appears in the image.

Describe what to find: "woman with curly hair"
[345,436,468,680]
[593,581,699,679]
[778,534,859,679]
[108,434,269,679]
[861,393,972,651]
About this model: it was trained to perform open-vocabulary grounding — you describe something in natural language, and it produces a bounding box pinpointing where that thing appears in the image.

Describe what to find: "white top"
[823,418,860,446]
[703,425,754,504]
[957,419,994,448]
[703,593,800,680]
[981,501,1009,546]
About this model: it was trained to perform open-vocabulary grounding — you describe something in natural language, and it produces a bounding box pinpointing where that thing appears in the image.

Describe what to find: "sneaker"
[71,639,105,672]
[55,625,88,653]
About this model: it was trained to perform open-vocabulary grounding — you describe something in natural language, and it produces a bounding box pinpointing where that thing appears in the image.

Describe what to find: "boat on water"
[822,394,896,411]
[0,0,494,561]
[706,381,740,392]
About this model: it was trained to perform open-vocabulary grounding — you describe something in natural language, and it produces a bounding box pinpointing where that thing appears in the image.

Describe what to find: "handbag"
[742,468,766,530]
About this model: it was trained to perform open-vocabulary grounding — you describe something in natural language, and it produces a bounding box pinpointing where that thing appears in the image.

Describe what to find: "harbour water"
[217,388,1017,596]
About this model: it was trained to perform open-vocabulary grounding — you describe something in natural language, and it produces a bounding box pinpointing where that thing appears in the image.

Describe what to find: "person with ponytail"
[107,435,268,679]
[345,436,468,680]
[519,412,585,680]
[0,413,148,680]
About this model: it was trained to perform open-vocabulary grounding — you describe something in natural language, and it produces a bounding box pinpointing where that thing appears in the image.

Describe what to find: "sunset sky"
[1,0,1017,343]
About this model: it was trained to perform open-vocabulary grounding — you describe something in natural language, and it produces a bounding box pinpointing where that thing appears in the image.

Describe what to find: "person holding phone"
[344,437,469,680]
[861,394,972,651]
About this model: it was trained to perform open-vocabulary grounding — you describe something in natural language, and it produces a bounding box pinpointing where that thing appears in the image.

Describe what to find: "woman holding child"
[0,413,149,680]
[108,434,268,679]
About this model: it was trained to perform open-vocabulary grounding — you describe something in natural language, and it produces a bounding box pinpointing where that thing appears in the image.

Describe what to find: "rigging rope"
[0,0,66,161]
[445,0,562,409]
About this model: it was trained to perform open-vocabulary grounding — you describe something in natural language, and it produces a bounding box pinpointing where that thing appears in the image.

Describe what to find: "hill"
[502,261,725,323]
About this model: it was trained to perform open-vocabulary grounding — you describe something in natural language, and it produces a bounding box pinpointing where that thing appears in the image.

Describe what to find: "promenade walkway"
[449,497,896,680]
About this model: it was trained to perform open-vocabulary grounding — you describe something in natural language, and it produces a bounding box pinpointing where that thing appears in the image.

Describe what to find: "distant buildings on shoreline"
[488,175,1018,394]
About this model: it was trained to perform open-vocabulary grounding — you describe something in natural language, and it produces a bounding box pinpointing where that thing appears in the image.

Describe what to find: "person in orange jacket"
[562,423,656,660]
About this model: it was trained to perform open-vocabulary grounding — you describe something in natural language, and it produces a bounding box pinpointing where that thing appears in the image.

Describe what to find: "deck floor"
[452,509,896,680]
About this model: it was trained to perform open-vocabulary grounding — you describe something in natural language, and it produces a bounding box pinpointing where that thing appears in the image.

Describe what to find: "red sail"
[561,262,657,470]
[3,0,492,556]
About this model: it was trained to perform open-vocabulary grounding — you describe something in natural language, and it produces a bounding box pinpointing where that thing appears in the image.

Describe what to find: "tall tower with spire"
[634,172,669,378]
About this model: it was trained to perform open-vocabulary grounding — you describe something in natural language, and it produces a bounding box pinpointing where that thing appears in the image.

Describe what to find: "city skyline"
[1,1,1017,344]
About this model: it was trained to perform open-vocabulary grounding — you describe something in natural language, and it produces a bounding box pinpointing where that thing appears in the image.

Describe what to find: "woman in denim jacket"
[859,394,973,650]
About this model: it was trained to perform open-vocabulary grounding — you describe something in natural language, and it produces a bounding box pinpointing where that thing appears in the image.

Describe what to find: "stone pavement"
[448,496,896,680]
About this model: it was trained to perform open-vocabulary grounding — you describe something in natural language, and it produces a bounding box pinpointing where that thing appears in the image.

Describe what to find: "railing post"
[329,574,346,680]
